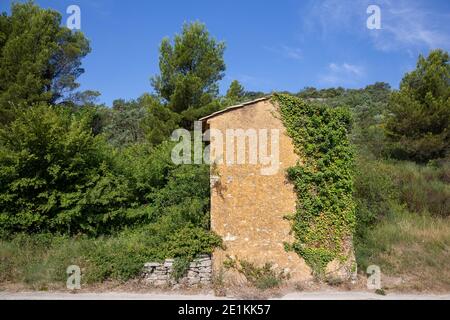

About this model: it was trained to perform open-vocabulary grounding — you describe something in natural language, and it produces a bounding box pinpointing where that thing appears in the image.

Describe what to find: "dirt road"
[1,290,449,300]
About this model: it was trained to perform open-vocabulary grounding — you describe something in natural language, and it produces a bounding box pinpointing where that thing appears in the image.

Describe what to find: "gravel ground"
[1,290,449,300]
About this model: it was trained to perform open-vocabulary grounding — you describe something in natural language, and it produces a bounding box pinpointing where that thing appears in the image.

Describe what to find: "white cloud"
[263,45,303,60]
[371,2,450,51]
[319,62,365,85]
[302,0,450,52]
[329,63,364,76]
[281,45,303,60]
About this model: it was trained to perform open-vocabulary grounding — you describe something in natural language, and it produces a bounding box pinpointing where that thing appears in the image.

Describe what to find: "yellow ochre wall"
[206,99,312,283]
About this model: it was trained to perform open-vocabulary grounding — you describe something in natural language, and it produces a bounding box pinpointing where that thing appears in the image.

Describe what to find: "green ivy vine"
[273,93,356,277]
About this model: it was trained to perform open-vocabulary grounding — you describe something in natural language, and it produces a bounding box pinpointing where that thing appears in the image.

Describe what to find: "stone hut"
[200,96,312,284]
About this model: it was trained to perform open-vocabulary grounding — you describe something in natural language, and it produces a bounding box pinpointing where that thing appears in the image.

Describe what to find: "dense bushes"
[353,155,398,239]
[0,103,216,236]
[355,204,450,291]
[0,104,133,235]
[354,157,450,240]
[0,104,221,284]
[389,161,450,217]
[353,155,450,283]
[0,12,228,287]
[0,222,221,285]
[0,108,220,284]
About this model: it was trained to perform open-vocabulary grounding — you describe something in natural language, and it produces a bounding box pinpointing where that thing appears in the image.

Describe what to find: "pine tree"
[385,49,450,162]
[0,2,90,124]
[225,80,245,103]
[150,21,226,114]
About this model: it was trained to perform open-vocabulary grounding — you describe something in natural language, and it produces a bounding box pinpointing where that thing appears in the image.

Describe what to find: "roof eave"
[199,96,272,122]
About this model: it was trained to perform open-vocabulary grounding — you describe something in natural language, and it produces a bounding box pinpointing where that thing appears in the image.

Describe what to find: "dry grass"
[357,206,450,292]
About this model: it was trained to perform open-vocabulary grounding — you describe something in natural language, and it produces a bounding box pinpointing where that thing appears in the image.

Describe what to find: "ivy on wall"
[273,94,356,276]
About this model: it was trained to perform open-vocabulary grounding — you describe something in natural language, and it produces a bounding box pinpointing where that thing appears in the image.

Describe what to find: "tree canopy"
[150,21,226,126]
[386,49,450,162]
[224,80,245,105]
[0,2,90,125]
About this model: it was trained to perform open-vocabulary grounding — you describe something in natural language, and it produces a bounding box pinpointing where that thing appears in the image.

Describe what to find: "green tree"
[140,94,181,146]
[150,21,226,117]
[385,49,450,162]
[103,98,147,147]
[0,2,90,124]
[225,80,245,103]
[0,104,133,235]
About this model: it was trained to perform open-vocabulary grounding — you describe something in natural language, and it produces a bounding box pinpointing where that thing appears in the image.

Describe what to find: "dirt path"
[1,290,449,300]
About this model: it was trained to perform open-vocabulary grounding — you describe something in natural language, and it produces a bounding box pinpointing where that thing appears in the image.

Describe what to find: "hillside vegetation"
[0,2,449,292]
[298,50,450,291]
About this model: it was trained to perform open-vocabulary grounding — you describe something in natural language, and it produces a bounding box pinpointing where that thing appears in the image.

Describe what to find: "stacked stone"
[143,261,172,287]
[143,255,212,287]
[187,255,212,286]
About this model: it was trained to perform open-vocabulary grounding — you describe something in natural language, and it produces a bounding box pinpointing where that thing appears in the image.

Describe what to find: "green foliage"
[172,256,191,280]
[0,2,90,124]
[385,49,450,163]
[150,21,226,118]
[384,160,449,217]
[0,223,222,285]
[353,155,398,240]
[81,222,220,282]
[224,257,287,290]
[353,156,450,285]
[116,141,176,205]
[0,103,214,237]
[102,99,147,147]
[0,104,133,235]
[149,164,212,228]
[162,223,221,258]
[141,94,181,146]
[297,86,346,99]
[225,80,245,104]
[0,100,220,283]
[273,93,356,276]
[298,83,391,159]
[354,204,450,291]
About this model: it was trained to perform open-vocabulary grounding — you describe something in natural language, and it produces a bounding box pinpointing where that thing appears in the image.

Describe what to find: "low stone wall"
[143,255,212,287]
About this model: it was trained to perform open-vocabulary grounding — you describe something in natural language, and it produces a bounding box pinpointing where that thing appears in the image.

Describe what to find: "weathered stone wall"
[143,255,212,287]
[205,99,312,284]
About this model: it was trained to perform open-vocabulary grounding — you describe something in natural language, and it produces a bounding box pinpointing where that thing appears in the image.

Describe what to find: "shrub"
[353,156,398,240]
[354,156,450,247]
[0,104,133,236]
[0,222,222,286]
[355,205,450,291]
[388,161,450,217]
[224,258,288,290]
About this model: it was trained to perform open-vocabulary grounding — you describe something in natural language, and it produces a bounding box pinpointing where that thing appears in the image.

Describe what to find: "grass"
[354,157,450,292]
[224,258,288,290]
[0,233,152,289]
[356,206,450,292]
[2,150,449,292]
[389,161,450,217]
[0,220,221,289]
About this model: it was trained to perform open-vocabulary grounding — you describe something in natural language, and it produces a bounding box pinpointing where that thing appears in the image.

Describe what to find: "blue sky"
[1,0,450,106]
